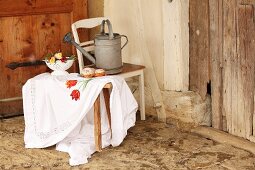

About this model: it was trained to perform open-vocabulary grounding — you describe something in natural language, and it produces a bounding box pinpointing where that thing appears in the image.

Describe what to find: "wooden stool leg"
[103,88,112,138]
[94,94,102,152]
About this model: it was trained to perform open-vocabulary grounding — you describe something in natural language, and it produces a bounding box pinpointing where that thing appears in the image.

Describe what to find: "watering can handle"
[121,35,128,49]
[100,19,114,40]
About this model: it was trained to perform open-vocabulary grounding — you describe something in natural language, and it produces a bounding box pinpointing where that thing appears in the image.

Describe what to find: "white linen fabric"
[22,73,138,166]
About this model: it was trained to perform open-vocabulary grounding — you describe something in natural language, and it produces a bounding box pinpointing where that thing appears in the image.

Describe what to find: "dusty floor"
[1,116,255,170]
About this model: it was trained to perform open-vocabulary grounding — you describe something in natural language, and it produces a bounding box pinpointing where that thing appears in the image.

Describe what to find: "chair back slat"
[80,41,94,47]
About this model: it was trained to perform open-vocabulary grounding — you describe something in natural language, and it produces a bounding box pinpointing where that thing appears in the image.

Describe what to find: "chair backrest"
[71,17,108,73]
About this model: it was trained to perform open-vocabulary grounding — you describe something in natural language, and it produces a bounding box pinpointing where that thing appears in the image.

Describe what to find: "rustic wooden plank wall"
[189,0,210,100]
[191,0,255,140]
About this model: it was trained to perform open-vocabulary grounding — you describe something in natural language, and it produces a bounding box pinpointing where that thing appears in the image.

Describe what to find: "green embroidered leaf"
[82,78,92,91]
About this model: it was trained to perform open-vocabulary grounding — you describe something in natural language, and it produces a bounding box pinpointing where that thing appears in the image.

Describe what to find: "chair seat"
[121,63,145,73]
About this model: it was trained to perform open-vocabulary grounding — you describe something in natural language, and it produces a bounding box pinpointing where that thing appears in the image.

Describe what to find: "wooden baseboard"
[191,126,255,154]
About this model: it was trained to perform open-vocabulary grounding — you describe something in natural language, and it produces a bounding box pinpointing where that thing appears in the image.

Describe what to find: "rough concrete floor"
[1,116,255,170]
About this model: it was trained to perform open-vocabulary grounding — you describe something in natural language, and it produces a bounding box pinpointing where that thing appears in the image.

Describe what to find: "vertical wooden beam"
[210,0,224,130]
[163,0,189,91]
[189,0,210,100]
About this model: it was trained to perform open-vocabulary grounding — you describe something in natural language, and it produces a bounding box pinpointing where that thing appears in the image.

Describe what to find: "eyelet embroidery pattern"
[29,79,72,141]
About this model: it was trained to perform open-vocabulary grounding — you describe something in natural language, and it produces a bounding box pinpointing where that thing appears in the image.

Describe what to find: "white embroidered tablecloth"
[22,73,138,166]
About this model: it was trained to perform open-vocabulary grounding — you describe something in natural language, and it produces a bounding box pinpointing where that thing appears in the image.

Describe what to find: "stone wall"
[129,79,212,127]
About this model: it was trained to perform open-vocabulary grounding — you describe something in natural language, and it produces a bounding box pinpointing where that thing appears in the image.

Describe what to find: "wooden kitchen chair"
[72,18,146,121]
[72,18,146,151]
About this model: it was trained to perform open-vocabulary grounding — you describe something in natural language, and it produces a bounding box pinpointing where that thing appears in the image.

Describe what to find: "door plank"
[189,0,210,100]
[210,0,224,130]
[237,5,255,138]
[237,5,246,137]
[222,0,237,133]
[236,5,254,138]
[0,0,73,17]
[245,5,255,139]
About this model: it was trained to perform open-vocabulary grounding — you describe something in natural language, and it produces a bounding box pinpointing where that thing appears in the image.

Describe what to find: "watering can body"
[94,20,128,74]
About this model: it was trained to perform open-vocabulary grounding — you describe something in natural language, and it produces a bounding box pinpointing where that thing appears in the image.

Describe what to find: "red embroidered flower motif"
[70,90,80,101]
[66,80,77,89]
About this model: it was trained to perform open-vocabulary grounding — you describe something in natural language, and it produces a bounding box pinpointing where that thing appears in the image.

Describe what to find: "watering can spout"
[63,32,96,64]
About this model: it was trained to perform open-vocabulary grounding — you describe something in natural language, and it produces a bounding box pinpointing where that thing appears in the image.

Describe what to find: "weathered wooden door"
[0,0,88,118]
[190,0,255,141]
[209,0,255,140]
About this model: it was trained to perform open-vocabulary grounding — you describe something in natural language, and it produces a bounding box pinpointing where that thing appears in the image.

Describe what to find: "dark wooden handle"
[6,60,45,70]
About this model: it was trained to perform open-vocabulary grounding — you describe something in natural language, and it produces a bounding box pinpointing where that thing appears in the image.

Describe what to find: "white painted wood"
[80,41,94,47]
[138,71,145,120]
[118,69,145,120]
[84,46,95,52]
[119,70,142,79]
[162,0,189,91]
[73,17,109,29]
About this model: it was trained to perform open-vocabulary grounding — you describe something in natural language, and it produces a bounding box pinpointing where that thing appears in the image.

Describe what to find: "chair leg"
[103,88,112,138]
[94,94,102,152]
[139,71,145,120]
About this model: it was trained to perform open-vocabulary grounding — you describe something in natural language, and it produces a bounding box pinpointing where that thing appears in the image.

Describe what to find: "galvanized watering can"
[64,19,128,74]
